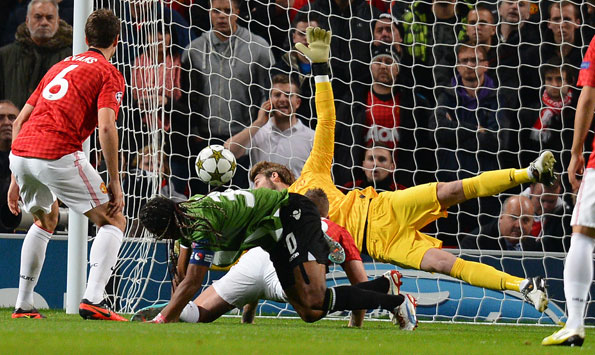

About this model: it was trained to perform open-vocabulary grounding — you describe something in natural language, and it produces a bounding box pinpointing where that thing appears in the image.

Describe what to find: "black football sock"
[325,286,404,312]
[354,277,390,293]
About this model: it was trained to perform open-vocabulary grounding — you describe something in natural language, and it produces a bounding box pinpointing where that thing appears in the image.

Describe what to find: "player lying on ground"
[542,34,595,347]
[133,188,412,329]
[8,9,127,321]
[251,27,556,312]
[138,188,417,328]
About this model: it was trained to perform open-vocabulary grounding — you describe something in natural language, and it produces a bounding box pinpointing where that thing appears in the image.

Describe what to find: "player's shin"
[462,169,526,199]
[449,258,523,291]
[323,285,404,312]
[563,233,595,329]
[83,225,123,303]
[15,224,52,309]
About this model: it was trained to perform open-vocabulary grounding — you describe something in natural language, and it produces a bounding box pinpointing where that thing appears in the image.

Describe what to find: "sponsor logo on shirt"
[289,251,300,262]
[581,61,590,69]
[115,92,123,104]
[292,209,301,220]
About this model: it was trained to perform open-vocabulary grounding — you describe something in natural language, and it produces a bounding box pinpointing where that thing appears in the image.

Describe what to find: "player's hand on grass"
[295,27,331,64]
[568,152,585,192]
[107,180,124,216]
[7,178,21,215]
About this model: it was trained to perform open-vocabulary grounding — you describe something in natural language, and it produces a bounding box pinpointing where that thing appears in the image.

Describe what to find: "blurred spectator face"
[544,68,564,100]
[270,82,301,120]
[150,30,172,56]
[373,17,402,53]
[26,1,59,43]
[499,196,534,245]
[371,56,399,86]
[210,0,239,36]
[499,1,530,24]
[456,46,487,87]
[529,182,562,215]
[0,102,18,146]
[293,20,319,48]
[362,147,395,183]
[548,4,580,45]
[466,9,496,45]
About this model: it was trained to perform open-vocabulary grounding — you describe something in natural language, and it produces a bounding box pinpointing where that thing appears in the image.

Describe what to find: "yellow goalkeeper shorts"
[366,182,447,269]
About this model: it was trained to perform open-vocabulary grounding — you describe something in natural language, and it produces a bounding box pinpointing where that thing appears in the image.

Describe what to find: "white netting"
[91,0,594,323]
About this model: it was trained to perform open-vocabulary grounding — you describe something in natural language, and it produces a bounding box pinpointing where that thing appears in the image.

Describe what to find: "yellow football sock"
[462,168,531,199]
[449,258,523,291]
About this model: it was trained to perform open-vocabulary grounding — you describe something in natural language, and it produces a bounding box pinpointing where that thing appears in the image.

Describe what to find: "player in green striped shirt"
[139,188,417,328]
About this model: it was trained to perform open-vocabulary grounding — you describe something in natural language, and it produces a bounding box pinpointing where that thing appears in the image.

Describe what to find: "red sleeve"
[26,77,45,107]
[97,67,125,116]
[577,35,595,88]
[324,218,362,262]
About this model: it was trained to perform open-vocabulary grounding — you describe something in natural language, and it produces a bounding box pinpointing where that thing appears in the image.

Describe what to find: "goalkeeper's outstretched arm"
[295,27,336,176]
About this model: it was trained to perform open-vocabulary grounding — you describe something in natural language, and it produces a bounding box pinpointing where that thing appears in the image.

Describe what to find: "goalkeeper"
[251,27,556,312]
[138,188,416,328]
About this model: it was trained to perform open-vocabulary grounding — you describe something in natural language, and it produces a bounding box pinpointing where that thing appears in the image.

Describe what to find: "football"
[195,145,237,186]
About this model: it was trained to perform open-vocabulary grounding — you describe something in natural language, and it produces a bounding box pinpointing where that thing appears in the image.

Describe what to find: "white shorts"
[571,168,595,229]
[212,247,287,308]
[10,152,109,214]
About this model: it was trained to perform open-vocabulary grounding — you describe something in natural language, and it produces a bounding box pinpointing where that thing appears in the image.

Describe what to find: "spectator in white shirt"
[225,74,314,178]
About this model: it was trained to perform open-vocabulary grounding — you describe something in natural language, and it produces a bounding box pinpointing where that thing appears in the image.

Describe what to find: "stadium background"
[0,0,594,325]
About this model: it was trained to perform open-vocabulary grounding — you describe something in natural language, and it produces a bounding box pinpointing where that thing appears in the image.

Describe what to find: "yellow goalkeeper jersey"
[288,80,374,250]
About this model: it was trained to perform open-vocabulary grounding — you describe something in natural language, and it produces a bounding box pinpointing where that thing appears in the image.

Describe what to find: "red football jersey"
[322,218,362,263]
[12,49,124,160]
[577,35,595,169]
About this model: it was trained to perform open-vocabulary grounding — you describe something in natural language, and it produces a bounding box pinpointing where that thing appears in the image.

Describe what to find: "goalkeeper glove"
[295,27,331,64]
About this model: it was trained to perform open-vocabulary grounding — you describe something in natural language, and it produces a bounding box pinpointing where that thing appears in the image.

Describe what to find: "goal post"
[65,0,93,315]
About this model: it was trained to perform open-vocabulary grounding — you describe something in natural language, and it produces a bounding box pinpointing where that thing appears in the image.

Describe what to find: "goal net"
[93,0,594,324]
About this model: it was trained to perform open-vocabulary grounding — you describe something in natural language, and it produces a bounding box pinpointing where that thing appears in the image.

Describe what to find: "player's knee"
[299,288,326,311]
[297,309,325,323]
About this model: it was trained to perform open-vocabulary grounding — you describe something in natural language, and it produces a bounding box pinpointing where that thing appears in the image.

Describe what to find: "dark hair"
[292,12,321,29]
[85,8,120,48]
[211,0,241,10]
[540,57,577,83]
[139,196,177,239]
[456,42,488,61]
[467,4,495,24]
[0,99,18,108]
[249,161,295,185]
[304,188,329,218]
[548,0,579,19]
[140,195,225,244]
[271,73,301,94]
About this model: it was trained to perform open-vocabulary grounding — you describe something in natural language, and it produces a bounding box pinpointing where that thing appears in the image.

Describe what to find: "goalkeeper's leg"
[437,151,556,209]
[421,248,548,311]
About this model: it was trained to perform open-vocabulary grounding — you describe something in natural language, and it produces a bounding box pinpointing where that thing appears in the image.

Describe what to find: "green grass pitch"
[1,309,593,354]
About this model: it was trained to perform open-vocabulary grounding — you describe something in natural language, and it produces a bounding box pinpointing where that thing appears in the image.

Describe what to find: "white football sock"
[83,225,123,304]
[179,301,200,323]
[15,224,52,310]
[564,233,595,329]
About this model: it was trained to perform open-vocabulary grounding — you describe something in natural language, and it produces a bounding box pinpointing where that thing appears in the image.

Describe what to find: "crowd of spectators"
[1,0,594,253]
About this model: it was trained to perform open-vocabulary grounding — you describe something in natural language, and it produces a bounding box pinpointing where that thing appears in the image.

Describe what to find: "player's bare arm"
[224,99,272,158]
[7,103,35,216]
[569,85,595,191]
[158,262,209,323]
[342,259,368,327]
[97,107,123,216]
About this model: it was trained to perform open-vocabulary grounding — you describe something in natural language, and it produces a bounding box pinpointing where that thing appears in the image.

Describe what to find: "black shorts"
[268,193,329,289]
